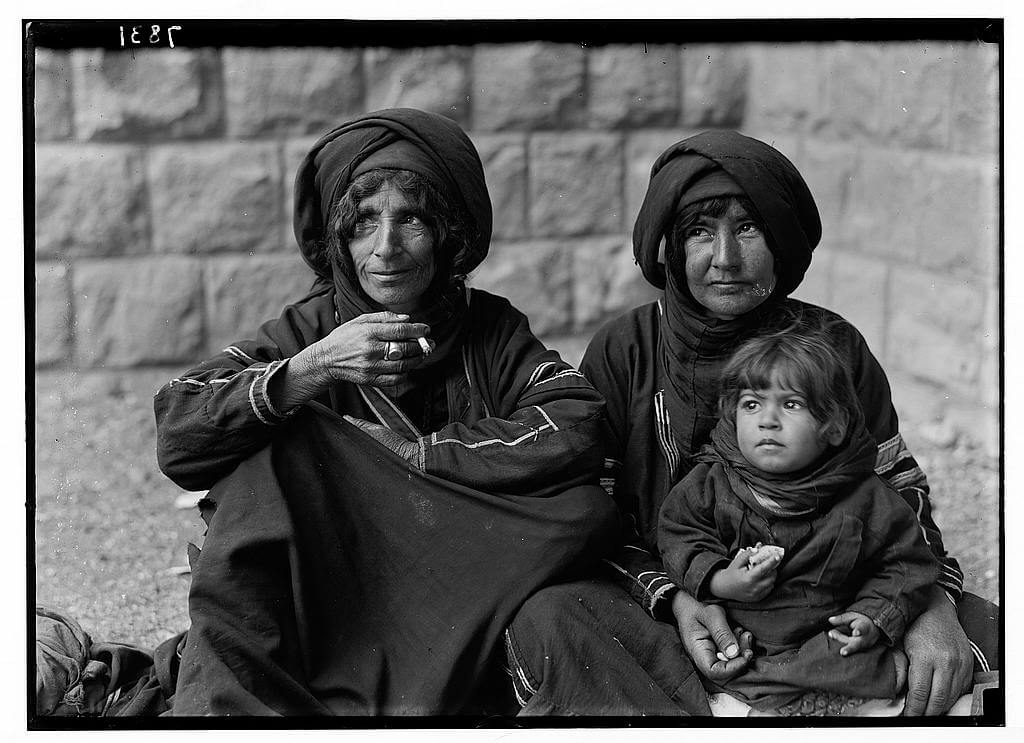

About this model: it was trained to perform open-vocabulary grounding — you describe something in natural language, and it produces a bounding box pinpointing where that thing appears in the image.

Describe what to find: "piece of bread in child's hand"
[746,542,785,566]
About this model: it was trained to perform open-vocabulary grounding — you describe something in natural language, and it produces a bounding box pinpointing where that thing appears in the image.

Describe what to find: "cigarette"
[417,337,432,356]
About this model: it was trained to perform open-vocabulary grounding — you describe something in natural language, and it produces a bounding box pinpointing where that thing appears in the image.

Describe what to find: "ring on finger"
[383,341,403,361]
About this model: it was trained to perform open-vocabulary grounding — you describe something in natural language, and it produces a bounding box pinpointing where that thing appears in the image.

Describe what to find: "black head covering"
[292,109,493,372]
[631,131,823,483]
[294,108,492,282]
[633,129,821,299]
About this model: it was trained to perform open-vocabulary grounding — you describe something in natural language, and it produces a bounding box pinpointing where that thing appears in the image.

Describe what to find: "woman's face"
[679,199,776,319]
[347,184,437,313]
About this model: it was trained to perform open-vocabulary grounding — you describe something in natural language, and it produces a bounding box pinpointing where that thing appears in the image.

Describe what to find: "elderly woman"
[504,131,997,716]
[153,108,616,715]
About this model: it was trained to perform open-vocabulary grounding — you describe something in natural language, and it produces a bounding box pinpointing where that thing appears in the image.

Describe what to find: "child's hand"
[708,546,781,602]
[828,612,880,656]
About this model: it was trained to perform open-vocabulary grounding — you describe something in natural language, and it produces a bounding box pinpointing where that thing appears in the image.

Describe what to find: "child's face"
[735,382,832,474]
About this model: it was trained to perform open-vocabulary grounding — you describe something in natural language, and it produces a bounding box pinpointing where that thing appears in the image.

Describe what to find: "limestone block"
[35,144,149,258]
[204,255,317,352]
[624,128,702,231]
[475,133,528,240]
[843,147,920,265]
[745,43,825,132]
[572,236,660,331]
[887,268,986,389]
[794,139,861,246]
[71,48,221,140]
[588,44,679,128]
[680,44,749,127]
[223,48,362,137]
[148,142,284,255]
[828,251,888,359]
[365,47,470,122]
[908,154,996,278]
[951,42,999,155]
[34,49,73,141]
[72,257,204,366]
[849,149,996,276]
[473,43,585,130]
[529,133,623,237]
[467,240,572,335]
[789,246,834,311]
[282,136,319,227]
[881,43,955,150]
[35,262,71,366]
[818,43,886,140]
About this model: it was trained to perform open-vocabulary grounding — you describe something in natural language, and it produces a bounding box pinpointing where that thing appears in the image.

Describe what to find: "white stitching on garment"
[431,425,551,450]
[223,345,258,364]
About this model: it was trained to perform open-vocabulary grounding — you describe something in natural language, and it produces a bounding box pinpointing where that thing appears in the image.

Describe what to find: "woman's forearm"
[267,343,333,412]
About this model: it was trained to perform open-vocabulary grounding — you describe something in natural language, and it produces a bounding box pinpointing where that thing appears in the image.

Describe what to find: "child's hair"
[717,314,859,444]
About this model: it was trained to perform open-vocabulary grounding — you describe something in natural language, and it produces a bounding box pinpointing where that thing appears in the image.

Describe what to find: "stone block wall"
[33,40,1000,451]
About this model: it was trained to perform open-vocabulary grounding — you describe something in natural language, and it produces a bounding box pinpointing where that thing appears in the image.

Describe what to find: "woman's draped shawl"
[631,131,824,479]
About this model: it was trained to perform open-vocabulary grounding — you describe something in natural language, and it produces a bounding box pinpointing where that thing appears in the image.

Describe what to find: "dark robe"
[154,288,617,715]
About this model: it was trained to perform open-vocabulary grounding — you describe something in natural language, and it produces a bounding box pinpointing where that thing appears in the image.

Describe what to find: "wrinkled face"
[681,199,776,319]
[347,184,436,313]
[735,381,834,474]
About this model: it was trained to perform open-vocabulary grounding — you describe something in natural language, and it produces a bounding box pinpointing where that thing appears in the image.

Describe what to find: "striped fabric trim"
[887,467,926,490]
[169,365,271,388]
[169,377,206,388]
[462,347,490,418]
[223,345,258,364]
[650,581,676,608]
[654,390,681,480]
[969,640,991,673]
[939,565,964,592]
[906,489,933,547]
[532,405,559,432]
[874,449,915,477]
[357,388,389,428]
[366,386,423,438]
[874,432,904,471]
[248,373,273,425]
[531,369,588,388]
[602,558,673,613]
[600,459,621,497]
[431,424,552,450]
[260,360,287,419]
[503,629,536,707]
[528,361,557,386]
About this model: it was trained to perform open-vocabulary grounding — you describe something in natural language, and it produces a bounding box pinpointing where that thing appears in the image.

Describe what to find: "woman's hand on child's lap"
[827,612,880,655]
[671,591,755,682]
[709,547,780,602]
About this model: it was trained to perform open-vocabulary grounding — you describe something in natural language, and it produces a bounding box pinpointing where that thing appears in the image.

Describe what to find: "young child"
[658,317,939,716]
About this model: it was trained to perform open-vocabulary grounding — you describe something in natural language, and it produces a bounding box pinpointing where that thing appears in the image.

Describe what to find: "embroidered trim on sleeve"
[223,345,258,364]
[527,361,557,386]
[654,390,681,481]
[462,347,490,418]
[531,370,588,388]
[430,424,552,450]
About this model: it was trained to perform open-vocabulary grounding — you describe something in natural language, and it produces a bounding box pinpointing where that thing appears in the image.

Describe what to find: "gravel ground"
[33,369,1001,650]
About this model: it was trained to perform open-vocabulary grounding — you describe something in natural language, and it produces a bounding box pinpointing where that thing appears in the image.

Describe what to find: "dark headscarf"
[633,129,821,298]
[631,131,824,479]
[292,108,493,370]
